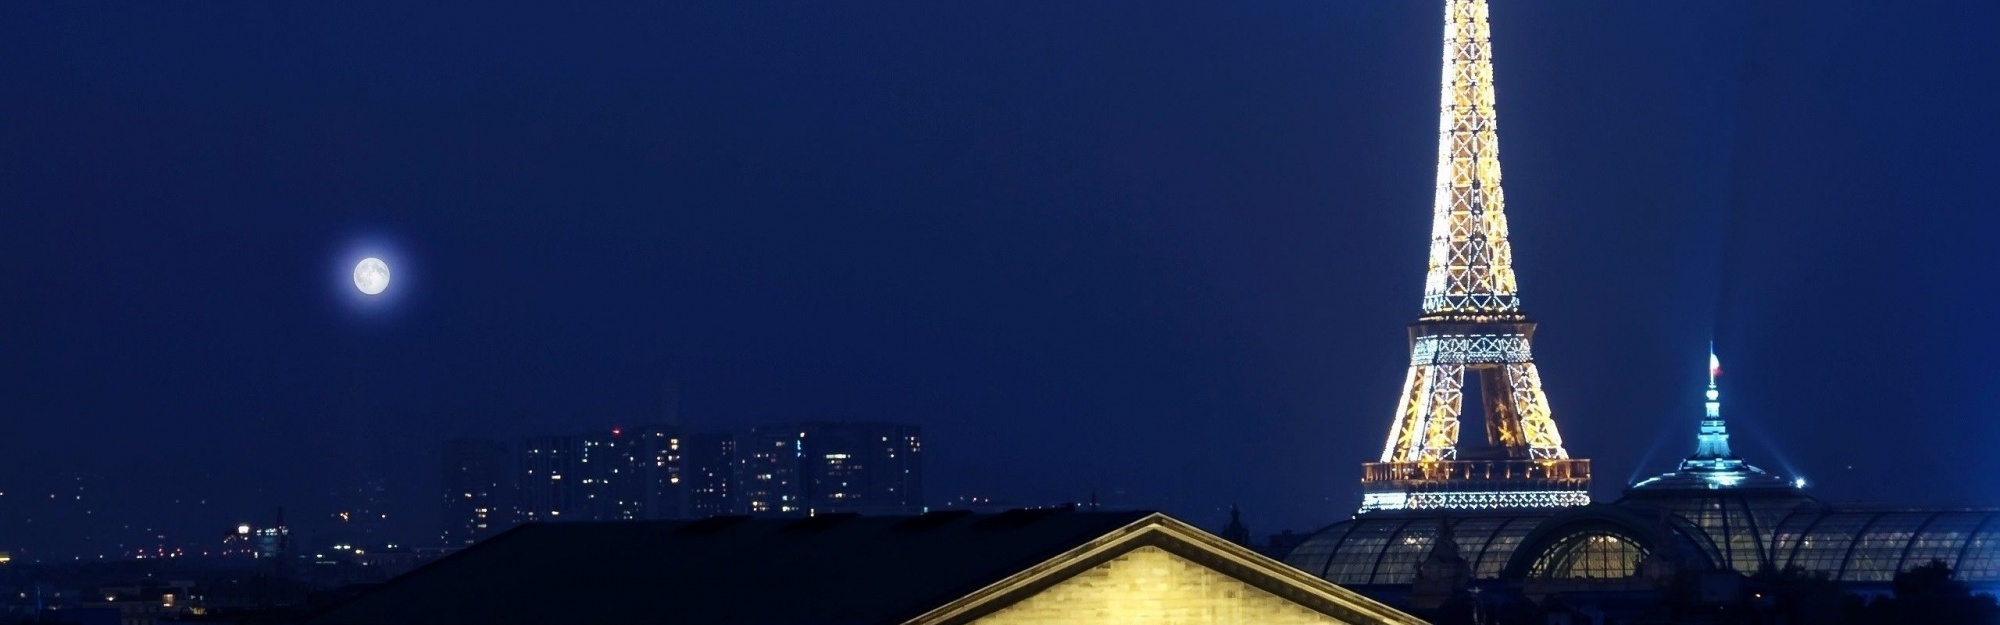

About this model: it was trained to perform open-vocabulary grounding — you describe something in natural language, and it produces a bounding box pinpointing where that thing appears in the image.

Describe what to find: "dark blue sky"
[2,1,1995,555]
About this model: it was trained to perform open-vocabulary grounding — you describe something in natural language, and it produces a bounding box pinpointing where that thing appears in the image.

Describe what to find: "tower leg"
[1385,363,1470,463]
[1382,366,1426,462]
[1415,364,1465,462]
[1476,365,1526,456]
[1504,363,1567,459]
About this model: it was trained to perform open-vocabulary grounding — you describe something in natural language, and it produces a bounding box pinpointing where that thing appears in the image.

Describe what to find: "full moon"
[353,257,391,295]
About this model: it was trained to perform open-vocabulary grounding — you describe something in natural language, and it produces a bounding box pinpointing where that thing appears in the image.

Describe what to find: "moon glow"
[353,257,391,295]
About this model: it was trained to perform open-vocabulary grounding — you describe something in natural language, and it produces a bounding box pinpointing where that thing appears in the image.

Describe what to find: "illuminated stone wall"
[971,546,1363,625]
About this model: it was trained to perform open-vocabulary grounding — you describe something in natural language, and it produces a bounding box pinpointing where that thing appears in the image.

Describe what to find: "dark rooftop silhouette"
[310,509,1152,625]
[308,508,1424,625]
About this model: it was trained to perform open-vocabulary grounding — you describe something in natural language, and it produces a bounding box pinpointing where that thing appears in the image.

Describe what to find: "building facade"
[734,426,806,515]
[730,422,926,516]
[797,422,924,515]
[577,429,645,521]
[447,421,922,542]
[515,429,668,523]
[637,423,687,520]
[517,435,580,523]
[682,431,737,517]
[440,437,514,547]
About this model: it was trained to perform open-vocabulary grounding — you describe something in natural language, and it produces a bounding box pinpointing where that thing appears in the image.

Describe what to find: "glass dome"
[1282,492,2000,587]
[1285,511,1554,585]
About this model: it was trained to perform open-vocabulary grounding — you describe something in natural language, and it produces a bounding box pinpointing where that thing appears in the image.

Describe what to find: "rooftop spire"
[1629,346,1794,492]
[1423,0,1521,316]
[1685,346,1738,466]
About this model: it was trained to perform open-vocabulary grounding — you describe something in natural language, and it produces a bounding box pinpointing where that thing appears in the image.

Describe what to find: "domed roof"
[1284,490,2000,588]
[1283,510,1555,586]
[1615,487,1821,572]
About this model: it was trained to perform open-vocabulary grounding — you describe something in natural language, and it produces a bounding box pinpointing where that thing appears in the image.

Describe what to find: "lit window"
[1529,531,1648,580]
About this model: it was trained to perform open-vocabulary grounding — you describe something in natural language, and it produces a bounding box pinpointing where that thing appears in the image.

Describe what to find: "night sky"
[3,1,1997,558]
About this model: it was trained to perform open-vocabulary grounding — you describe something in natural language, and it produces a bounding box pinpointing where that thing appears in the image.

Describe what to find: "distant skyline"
[4,0,1998,559]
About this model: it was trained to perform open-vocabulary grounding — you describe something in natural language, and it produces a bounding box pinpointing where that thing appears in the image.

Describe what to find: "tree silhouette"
[1852,560,2000,625]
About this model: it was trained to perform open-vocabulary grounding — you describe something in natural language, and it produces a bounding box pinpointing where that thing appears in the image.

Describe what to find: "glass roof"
[1285,512,1552,585]
[1284,493,2000,585]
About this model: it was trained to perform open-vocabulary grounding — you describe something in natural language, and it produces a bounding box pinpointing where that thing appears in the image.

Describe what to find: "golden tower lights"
[1362,0,1590,512]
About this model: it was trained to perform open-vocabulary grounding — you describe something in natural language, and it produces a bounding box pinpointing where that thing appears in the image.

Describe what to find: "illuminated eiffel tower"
[1360,0,1590,512]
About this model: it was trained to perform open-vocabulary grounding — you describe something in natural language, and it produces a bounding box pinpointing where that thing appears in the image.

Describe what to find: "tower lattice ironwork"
[1360,0,1591,512]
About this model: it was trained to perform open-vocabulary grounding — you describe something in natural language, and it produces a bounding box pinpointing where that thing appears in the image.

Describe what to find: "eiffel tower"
[1360,0,1590,512]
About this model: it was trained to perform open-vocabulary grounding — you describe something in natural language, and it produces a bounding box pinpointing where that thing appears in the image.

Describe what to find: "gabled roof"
[910,512,1426,625]
[309,509,1422,625]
